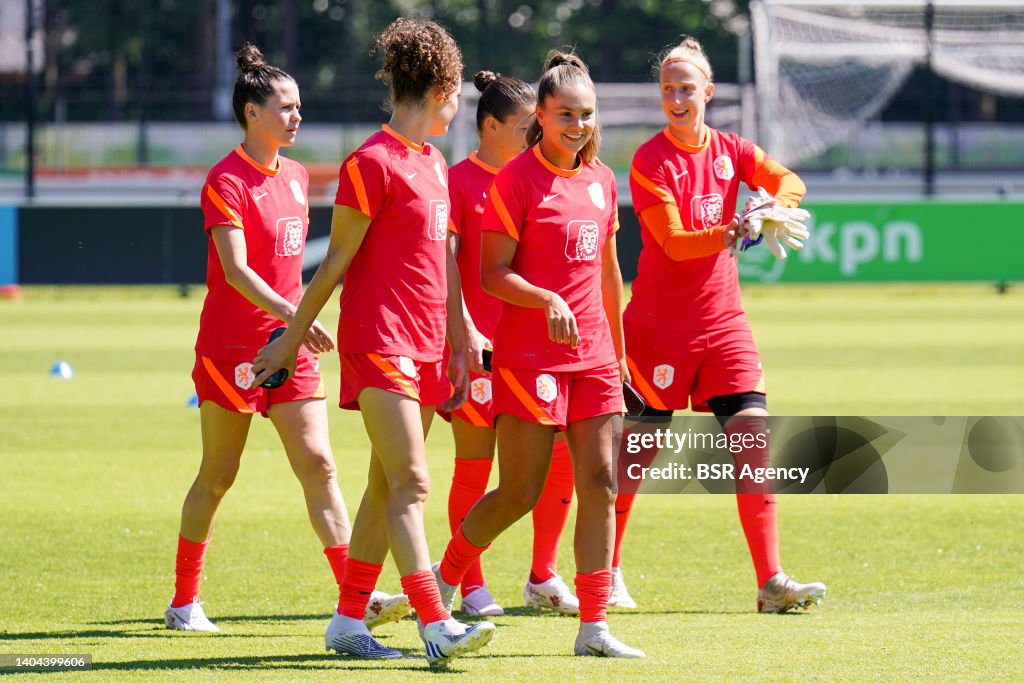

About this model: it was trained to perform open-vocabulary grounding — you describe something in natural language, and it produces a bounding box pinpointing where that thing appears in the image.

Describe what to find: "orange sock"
[729,415,780,587]
[323,544,349,614]
[575,569,612,623]
[402,570,450,626]
[171,535,208,608]
[338,558,382,620]
[440,527,489,588]
[612,493,636,568]
[530,440,574,583]
[449,458,493,596]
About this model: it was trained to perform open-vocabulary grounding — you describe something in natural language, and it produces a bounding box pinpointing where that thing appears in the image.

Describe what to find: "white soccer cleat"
[574,621,645,658]
[523,575,580,615]
[757,571,826,614]
[608,566,637,609]
[164,599,220,633]
[325,611,403,659]
[421,617,496,668]
[363,590,411,630]
[460,585,504,617]
[431,561,458,615]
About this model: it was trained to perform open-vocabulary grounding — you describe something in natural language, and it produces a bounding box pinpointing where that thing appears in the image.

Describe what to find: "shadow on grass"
[89,653,431,673]
[93,613,329,626]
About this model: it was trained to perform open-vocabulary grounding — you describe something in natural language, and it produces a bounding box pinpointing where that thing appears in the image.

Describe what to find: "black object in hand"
[260,327,290,389]
[623,381,646,417]
[482,347,493,373]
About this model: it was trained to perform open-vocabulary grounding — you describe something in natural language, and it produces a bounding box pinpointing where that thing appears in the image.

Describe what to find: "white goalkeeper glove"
[738,188,810,260]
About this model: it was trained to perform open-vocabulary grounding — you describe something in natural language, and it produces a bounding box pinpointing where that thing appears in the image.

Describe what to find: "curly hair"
[231,42,294,130]
[473,70,535,133]
[373,18,463,108]
[526,51,601,164]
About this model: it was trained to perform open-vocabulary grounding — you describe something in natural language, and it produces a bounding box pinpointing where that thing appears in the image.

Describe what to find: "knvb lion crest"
[234,362,255,390]
[471,377,492,404]
[565,220,600,261]
[652,364,675,389]
[536,374,558,403]
[276,217,304,256]
[691,194,723,230]
[428,199,449,241]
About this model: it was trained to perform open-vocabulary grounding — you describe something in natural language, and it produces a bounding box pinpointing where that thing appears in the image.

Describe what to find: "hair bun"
[545,51,587,73]
[474,70,500,92]
[236,43,266,72]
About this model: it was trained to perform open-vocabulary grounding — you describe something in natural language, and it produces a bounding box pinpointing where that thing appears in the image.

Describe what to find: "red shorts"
[192,353,326,416]
[339,352,452,410]
[437,369,494,428]
[624,321,765,413]
[492,362,623,430]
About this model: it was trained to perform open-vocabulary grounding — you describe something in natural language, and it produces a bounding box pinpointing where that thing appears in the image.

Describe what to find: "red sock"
[530,440,574,583]
[323,544,349,614]
[439,527,489,588]
[611,493,636,569]
[401,570,450,626]
[171,535,209,608]
[449,458,493,596]
[575,569,612,623]
[338,558,382,620]
[729,415,780,587]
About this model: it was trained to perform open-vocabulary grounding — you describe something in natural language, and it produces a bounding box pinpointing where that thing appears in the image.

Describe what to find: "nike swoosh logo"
[542,193,559,202]
[672,168,688,182]
[253,191,269,201]
[405,171,417,180]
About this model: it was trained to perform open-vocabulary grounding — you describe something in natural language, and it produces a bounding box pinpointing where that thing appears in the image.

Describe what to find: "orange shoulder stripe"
[629,166,675,205]
[497,368,557,426]
[205,185,244,229]
[201,356,254,413]
[489,186,519,241]
[345,158,371,216]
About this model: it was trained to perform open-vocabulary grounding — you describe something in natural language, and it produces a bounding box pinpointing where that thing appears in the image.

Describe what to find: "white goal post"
[751,0,1024,165]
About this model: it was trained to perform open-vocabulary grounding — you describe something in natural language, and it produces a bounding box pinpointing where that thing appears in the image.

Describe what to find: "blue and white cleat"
[422,618,495,669]
[574,621,645,658]
[757,571,826,613]
[326,611,402,659]
[363,590,411,630]
[164,599,219,632]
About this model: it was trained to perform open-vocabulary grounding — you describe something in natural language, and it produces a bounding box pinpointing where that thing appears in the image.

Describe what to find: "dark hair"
[373,18,463,108]
[473,70,535,133]
[526,51,601,164]
[231,43,294,130]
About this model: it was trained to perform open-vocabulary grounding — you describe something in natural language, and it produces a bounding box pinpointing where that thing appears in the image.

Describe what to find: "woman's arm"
[600,233,629,383]
[252,205,371,384]
[480,230,578,348]
[211,226,334,353]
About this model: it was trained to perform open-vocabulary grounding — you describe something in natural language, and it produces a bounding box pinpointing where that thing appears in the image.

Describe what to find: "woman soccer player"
[252,19,494,668]
[444,70,579,617]
[165,43,406,637]
[616,35,826,613]
[433,51,645,658]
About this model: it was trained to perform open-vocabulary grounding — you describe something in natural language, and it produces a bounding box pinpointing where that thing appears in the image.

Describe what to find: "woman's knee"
[385,466,432,506]
[292,450,338,489]
[195,461,241,500]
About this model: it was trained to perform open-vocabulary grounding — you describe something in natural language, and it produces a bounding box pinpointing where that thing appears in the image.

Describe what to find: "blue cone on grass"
[50,361,74,379]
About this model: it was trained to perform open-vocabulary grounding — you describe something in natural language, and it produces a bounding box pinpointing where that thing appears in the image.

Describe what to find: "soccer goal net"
[751,0,1024,165]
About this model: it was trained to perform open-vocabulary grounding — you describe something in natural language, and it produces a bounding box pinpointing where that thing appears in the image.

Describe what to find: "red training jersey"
[449,151,504,340]
[482,145,619,372]
[626,127,768,332]
[197,145,311,361]
[334,125,451,362]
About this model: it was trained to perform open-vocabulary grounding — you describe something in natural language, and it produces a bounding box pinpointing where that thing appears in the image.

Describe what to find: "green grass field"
[2,284,1023,681]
